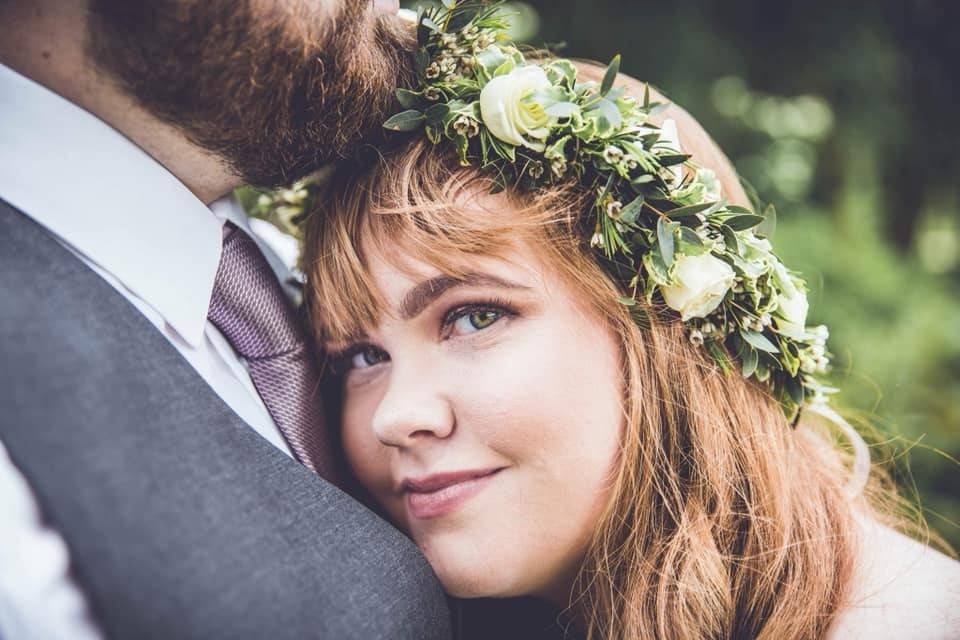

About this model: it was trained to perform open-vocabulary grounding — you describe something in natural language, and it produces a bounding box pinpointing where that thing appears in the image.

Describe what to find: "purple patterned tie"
[207,223,337,482]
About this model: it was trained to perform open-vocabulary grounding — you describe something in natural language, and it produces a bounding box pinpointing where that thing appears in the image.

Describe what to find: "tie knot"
[207,224,301,360]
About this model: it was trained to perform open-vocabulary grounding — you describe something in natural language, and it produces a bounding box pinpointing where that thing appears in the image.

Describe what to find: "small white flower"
[439,56,457,75]
[760,313,772,327]
[813,324,829,342]
[551,158,567,176]
[441,33,458,47]
[424,87,442,101]
[590,232,604,248]
[605,200,623,219]
[689,329,705,346]
[453,114,480,137]
[425,62,441,79]
[479,65,556,151]
[603,145,624,164]
[476,32,496,49]
[701,321,716,335]
[528,162,545,179]
[661,253,736,321]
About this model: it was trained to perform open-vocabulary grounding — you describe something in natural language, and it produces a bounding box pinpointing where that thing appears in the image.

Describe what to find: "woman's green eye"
[452,309,501,335]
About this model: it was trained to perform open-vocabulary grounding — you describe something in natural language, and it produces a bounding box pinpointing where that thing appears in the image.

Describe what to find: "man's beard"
[86,0,415,187]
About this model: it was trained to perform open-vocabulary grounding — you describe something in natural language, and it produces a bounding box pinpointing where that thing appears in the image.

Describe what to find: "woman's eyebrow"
[399,272,530,320]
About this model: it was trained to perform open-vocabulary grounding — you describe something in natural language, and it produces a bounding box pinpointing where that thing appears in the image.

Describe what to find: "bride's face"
[331,239,624,600]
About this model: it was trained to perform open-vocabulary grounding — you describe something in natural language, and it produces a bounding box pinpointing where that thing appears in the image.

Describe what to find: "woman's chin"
[419,540,528,599]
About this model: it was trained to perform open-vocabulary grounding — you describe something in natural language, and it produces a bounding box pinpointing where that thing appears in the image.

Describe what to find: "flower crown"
[383,0,833,418]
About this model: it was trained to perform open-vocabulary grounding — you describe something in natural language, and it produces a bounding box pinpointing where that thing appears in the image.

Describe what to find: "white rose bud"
[479,66,555,151]
[661,253,736,321]
[776,288,809,337]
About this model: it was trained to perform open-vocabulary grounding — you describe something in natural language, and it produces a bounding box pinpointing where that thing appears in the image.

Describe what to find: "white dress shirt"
[0,63,295,639]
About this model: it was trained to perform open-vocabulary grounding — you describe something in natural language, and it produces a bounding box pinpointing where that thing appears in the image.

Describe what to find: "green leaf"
[785,376,805,406]
[598,171,617,201]
[725,214,765,231]
[395,88,422,110]
[414,50,430,77]
[441,0,455,8]
[741,345,759,377]
[600,54,621,96]
[424,103,450,125]
[678,227,709,255]
[383,110,425,131]
[476,45,508,79]
[667,201,715,218]
[724,204,754,215]
[447,4,481,30]
[587,97,622,132]
[739,330,779,353]
[545,102,579,118]
[658,153,690,167]
[618,296,637,306]
[547,59,578,88]
[620,195,645,224]
[720,225,740,255]
[756,203,777,239]
[657,216,676,268]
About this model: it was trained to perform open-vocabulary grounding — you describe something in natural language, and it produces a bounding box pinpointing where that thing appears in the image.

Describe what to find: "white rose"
[661,253,736,321]
[479,66,554,151]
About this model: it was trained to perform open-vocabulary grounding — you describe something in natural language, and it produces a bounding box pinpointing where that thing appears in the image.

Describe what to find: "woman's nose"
[370,362,455,448]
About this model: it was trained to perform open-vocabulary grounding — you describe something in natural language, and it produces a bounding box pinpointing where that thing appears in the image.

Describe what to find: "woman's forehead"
[363,238,549,307]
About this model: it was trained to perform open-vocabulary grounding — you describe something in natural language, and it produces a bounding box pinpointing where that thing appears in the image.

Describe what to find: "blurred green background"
[396,0,960,547]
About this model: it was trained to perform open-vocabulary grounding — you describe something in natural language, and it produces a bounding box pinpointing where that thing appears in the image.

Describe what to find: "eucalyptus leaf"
[657,216,676,268]
[725,214,765,231]
[383,109,425,131]
[620,195,645,224]
[741,346,759,377]
[447,3,481,31]
[395,88,422,110]
[658,153,690,167]
[720,225,740,255]
[785,376,805,406]
[667,201,715,218]
[756,203,777,239]
[600,54,621,96]
[740,330,780,353]
[425,103,450,124]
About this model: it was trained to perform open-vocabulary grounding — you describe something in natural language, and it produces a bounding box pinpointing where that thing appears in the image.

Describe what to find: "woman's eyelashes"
[332,298,518,374]
[440,299,516,339]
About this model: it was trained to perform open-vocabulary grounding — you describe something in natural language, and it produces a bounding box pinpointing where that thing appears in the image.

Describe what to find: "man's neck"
[0,1,240,204]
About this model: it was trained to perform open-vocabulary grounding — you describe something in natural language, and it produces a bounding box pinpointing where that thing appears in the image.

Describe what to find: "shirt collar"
[0,63,223,347]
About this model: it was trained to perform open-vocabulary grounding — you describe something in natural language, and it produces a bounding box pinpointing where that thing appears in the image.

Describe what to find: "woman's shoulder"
[827,517,960,640]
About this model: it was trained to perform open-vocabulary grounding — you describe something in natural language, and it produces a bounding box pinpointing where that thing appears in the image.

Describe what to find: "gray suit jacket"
[0,199,451,639]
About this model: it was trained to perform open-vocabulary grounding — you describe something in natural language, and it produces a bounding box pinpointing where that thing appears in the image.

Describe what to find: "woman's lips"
[403,468,503,519]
